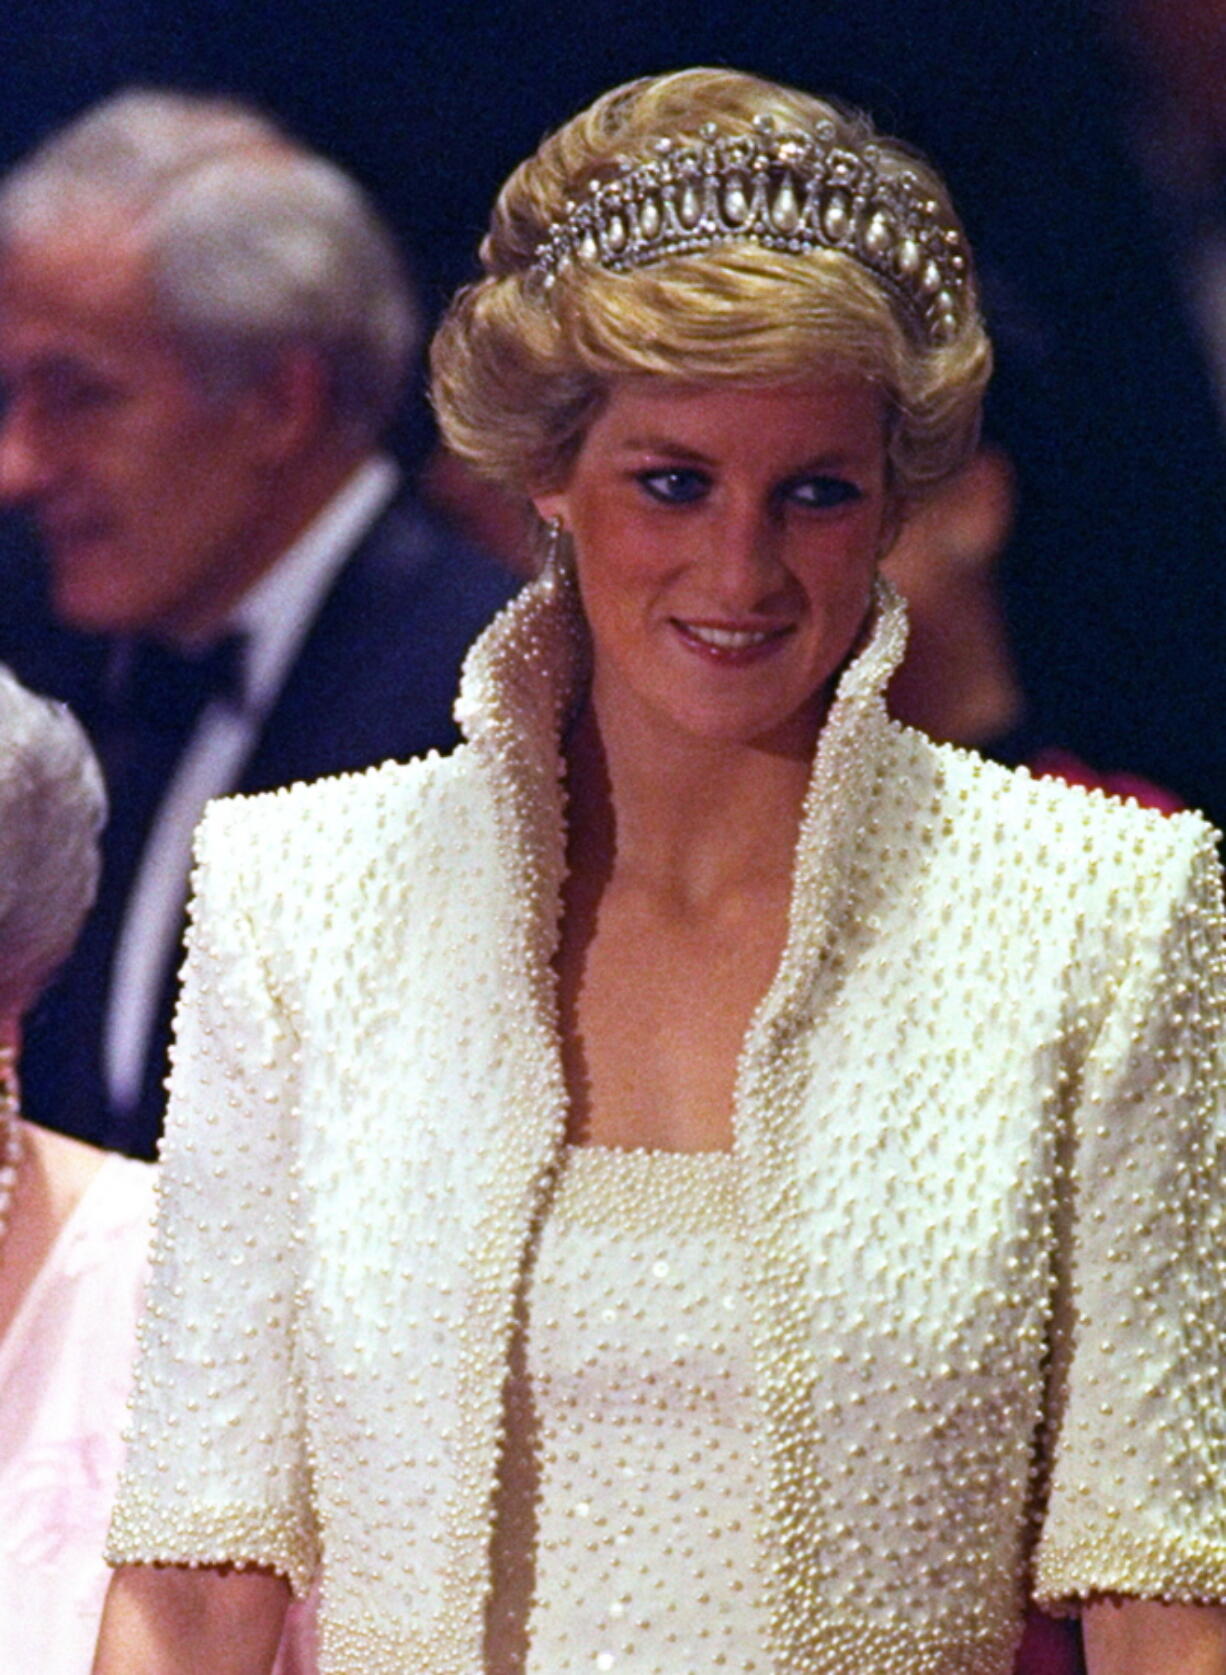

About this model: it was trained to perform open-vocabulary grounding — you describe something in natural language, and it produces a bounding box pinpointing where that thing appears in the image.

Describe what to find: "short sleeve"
[1034,821,1226,1606]
[106,798,318,1596]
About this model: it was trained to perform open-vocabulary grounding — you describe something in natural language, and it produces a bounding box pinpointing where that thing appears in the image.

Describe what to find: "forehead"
[0,221,165,371]
[580,375,888,461]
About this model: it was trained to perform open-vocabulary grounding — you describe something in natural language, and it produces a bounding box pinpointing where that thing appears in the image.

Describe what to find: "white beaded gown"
[483,1147,769,1674]
[108,572,1226,1674]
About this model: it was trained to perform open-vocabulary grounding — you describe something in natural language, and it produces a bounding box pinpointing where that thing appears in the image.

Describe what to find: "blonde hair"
[431,67,991,503]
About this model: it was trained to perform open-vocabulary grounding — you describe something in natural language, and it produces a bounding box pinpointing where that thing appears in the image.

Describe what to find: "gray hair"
[0,88,418,444]
[0,666,105,1019]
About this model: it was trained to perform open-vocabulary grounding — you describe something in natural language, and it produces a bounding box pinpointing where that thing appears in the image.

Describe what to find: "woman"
[0,665,315,1673]
[0,664,156,1672]
[97,70,1226,1673]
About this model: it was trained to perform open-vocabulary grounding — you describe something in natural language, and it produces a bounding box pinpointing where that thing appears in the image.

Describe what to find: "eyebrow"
[618,435,717,464]
[616,435,873,472]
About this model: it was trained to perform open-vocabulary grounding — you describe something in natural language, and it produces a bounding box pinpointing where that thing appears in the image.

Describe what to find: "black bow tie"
[106,632,248,732]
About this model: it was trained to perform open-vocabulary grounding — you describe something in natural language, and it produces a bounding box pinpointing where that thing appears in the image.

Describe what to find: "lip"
[671,617,795,665]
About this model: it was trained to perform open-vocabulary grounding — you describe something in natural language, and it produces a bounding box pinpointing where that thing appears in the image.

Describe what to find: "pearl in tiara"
[531,115,971,345]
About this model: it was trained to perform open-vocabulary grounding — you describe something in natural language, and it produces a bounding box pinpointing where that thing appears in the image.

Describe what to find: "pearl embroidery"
[108,571,1226,1673]
[484,1147,771,1673]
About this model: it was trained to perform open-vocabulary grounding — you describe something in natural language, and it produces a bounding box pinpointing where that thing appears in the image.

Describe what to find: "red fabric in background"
[1029,747,1185,815]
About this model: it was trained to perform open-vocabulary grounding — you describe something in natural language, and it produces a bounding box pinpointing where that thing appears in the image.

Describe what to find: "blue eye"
[637,467,710,505]
[787,475,863,510]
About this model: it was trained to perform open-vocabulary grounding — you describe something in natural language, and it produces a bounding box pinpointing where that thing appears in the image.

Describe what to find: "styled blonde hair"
[431,67,991,503]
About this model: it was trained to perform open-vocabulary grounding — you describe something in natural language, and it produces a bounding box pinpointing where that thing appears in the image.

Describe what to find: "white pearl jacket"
[110,572,1226,1674]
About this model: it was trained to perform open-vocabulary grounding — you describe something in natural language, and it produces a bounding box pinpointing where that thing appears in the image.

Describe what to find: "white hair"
[0,88,418,444]
[0,666,105,1018]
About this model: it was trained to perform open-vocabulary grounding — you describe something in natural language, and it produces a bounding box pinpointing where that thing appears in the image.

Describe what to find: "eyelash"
[635,468,864,510]
[787,476,864,510]
[637,468,708,505]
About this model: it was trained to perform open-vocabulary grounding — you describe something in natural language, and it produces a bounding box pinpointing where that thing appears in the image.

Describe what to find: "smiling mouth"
[673,619,794,657]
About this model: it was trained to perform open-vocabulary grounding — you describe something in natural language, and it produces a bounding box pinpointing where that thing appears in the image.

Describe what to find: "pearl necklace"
[0,1050,23,1254]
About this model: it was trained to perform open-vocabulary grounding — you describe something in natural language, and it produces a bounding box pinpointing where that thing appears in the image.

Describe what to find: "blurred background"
[3,0,1225,824]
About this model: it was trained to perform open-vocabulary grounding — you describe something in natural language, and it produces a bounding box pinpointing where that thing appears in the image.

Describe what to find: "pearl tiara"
[531,115,971,345]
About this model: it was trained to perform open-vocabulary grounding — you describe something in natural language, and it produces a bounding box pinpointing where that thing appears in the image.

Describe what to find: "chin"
[663,698,825,756]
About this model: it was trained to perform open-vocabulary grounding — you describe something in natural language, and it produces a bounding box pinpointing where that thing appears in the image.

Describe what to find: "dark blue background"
[4,0,1223,822]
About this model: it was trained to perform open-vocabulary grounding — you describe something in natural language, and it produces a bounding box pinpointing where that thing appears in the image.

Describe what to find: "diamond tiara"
[531,115,971,345]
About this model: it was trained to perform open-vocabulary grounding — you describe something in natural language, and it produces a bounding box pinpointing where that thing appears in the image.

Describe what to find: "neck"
[564,694,815,911]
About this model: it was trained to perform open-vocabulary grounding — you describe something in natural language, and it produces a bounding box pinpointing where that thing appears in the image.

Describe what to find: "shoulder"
[194,745,497,925]
[200,742,486,850]
[23,1122,108,1213]
[890,725,1218,908]
[74,1153,157,1251]
[22,1128,155,1276]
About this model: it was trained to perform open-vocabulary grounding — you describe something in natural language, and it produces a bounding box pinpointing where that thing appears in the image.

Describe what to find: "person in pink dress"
[0,661,154,1671]
[0,662,314,1671]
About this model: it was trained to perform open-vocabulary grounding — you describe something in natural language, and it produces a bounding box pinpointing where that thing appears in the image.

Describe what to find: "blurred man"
[0,89,516,1156]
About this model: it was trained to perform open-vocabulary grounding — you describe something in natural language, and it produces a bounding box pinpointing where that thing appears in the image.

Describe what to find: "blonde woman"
[97,70,1226,1674]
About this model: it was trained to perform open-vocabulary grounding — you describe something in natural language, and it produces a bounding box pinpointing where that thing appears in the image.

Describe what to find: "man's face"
[0,222,283,641]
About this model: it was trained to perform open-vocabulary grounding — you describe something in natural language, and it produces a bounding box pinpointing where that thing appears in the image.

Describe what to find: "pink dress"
[0,1152,318,1673]
[0,1154,155,1673]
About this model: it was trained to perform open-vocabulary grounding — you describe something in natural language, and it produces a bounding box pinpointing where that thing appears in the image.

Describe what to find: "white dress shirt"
[104,454,399,1114]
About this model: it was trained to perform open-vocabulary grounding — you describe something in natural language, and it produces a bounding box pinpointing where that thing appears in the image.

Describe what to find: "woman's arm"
[1032,826,1226,1621]
[1084,1599,1226,1675]
[93,1564,291,1675]
[105,804,318,1596]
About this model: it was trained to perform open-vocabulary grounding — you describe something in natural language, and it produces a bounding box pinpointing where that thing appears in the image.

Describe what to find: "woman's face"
[535,375,896,758]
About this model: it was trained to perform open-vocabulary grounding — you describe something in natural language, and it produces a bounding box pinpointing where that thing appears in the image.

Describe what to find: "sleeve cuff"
[106,1492,319,1600]
[1035,1524,1226,1611]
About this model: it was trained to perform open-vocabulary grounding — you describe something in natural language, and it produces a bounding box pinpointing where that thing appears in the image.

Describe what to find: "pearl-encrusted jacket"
[109,573,1226,1675]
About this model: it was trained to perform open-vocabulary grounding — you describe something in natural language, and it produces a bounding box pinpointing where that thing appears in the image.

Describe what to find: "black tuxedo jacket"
[11,494,518,1157]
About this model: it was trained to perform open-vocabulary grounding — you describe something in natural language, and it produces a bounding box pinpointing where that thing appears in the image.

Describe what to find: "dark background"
[4,0,1224,823]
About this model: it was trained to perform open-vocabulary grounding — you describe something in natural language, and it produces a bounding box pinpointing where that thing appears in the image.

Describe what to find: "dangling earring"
[0,1041,18,1124]
[0,1041,23,1255]
[541,514,570,590]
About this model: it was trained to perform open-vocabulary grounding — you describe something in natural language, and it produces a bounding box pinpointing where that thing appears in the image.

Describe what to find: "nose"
[702,499,786,609]
[0,396,54,505]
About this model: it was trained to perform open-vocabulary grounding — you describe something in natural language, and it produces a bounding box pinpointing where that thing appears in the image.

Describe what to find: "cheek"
[573,519,663,603]
[800,538,878,602]
[151,430,258,529]
[576,556,677,656]
[92,406,189,493]
[576,498,690,583]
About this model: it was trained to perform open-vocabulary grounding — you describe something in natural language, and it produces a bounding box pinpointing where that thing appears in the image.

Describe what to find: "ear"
[530,489,568,528]
[238,346,332,468]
